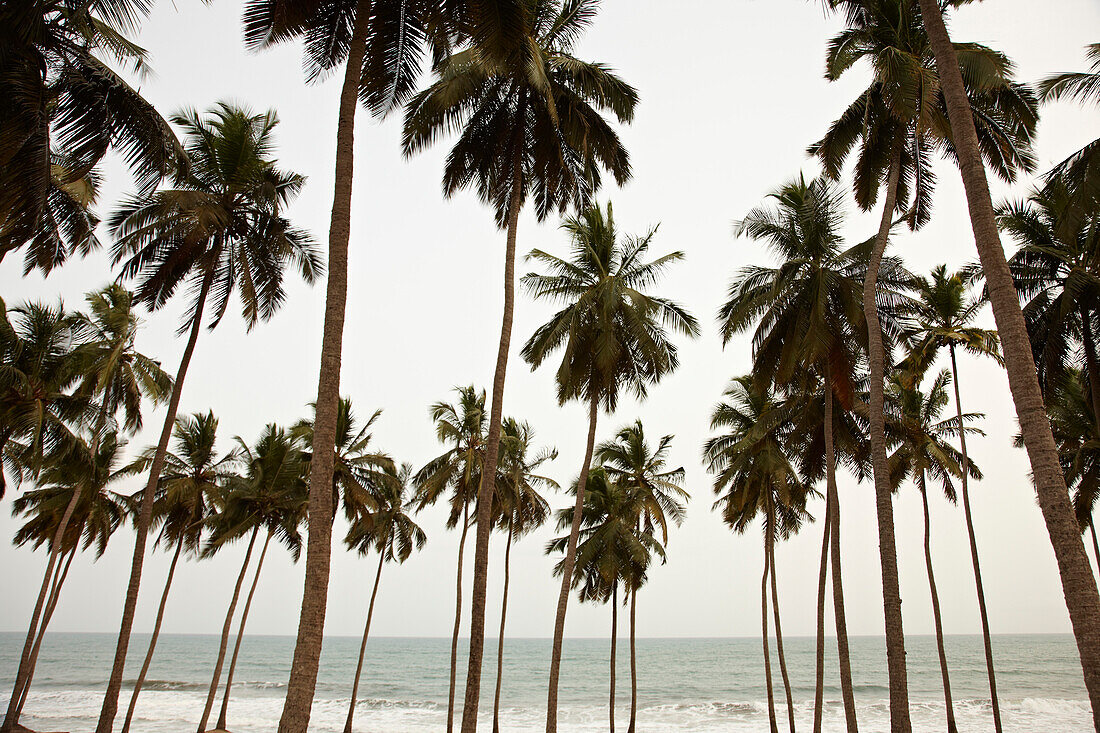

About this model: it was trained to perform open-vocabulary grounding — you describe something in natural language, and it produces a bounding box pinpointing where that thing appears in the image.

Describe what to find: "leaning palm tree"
[901,264,1003,723]
[886,369,983,733]
[97,101,319,733]
[403,4,638,723]
[521,202,698,731]
[913,0,1100,718]
[811,4,1037,724]
[704,377,810,733]
[595,420,688,733]
[120,411,233,733]
[342,462,427,733]
[199,424,309,733]
[413,386,487,732]
[492,418,556,733]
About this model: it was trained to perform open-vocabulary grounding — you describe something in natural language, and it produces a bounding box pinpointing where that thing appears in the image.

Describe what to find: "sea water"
[1,633,1091,731]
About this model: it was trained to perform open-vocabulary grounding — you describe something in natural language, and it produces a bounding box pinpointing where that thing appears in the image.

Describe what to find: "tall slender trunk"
[865,150,910,733]
[1091,519,1100,577]
[13,546,76,717]
[344,552,385,733]
[197,527,260,733]
[216,530,273,730]
[769,528,795,733]
[492,523,514,733]
[449,500,472,733]
[917,472,957,733]
[121,535,186,733]
[917,2,1100,724]
[627,587,637,733]
[609,584,617,733]
[96,270,214,733]
[277,1,372,730]
[827,417,857,732]
[546,391,601,733]
[813,387,835,733]
[948,345,1001,731]
[763,521,778,733]
[461,164,524,733]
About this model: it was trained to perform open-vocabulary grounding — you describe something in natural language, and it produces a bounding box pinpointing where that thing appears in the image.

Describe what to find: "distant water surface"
[0,632,1090,731]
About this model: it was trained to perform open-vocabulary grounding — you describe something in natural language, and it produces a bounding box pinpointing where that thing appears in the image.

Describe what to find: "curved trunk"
[196,526,260,733]
[546,392,601,733]
[948,345,1001,731]
[812,387,835,733]
[763,521,778,733]
[628,589,637,733]
[918,472,957,733]
[216,530,273,730]
[448,500,472,733]
[864,151,910,733]
[277,0,372,729]
[13,546,76,717]
[917,1,1100,724]
[492,523,514,733]
[121,535,186,733]
[461,167,524,733]
[610,584,618,733]
[344,551,385,733]
[769,527,795,733]
[96,269,214,733]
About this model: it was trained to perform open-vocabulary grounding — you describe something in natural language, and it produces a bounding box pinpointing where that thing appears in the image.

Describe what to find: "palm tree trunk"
[546,391,601,733]
[763,521,779,733]
[628,588,637,733]
[121,535,186,733]
[277,1,372,730]
[1080,306,1100,428]
[827,417,857,732]
[216,529,273,730]
[917,2,1100,723]
[461,163,524,733]
[948,345,1002,731]
[917,472,958,733]
[13,546,76,718]
[1090,519,1100,577]
[492,523,514,733]
[769,529,795,733]
[610,584,618,733]
[864,150,910,733]
[344,551,385,733]
[813,389,834,733]
[96,269,214,733]
[197,527,260,733]
[449,500,472,733]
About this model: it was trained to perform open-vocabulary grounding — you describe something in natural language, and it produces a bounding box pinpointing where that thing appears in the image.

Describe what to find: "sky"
[3,0,1100,645]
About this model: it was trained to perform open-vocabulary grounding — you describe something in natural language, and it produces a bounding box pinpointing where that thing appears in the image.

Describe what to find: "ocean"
[1,632,1091,731]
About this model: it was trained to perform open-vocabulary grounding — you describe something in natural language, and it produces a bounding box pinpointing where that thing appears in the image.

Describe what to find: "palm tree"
[97,102,319,733]
[522,202,698,731]
[120,411,233,733]
[914,0,1100,719]
[704,377,811,733]
[595,420,688,733]
[492,418,556,733]
[403,4,638,723]
[7,432,129,728]
[901,264,1003,725]
[886,369,983,733]
[811,4,1037,724]
[199,424,309,733]
[0,0,180,274]
[238,2,527,725]
[1039,43,1100,206]
[342,462,427,733]
[413,386,487,732]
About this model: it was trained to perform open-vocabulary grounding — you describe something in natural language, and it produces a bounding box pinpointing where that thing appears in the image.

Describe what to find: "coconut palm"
[811,4,1037,723]
[1039,43,1100,207]
[238,2,527,724]
[120,411,233,733]
[198,424,309,733]
[913,0,1100,717]
[704,377,811,733]
[342,462,427,733]
[901,264,1003,724]
[492,418,556,733]
[595,420,688,733]
[522,202,697,730]
[413,386,487,732]
[97,102,319,732]
[403,3,638,723]
[886,369,983,733]
[0,0,180,274]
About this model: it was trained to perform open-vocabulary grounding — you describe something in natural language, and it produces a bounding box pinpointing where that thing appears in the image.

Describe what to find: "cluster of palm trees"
[3,0,1100,732]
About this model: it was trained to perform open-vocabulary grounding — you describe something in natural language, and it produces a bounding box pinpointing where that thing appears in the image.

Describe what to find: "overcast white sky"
[3,0,1100,643]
